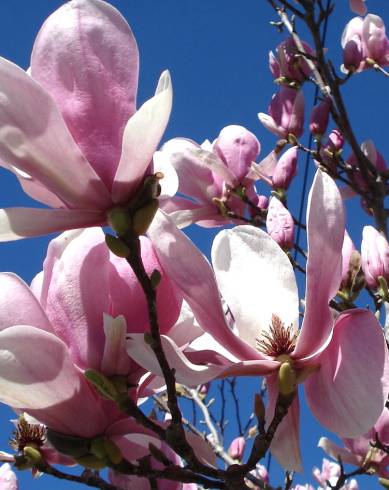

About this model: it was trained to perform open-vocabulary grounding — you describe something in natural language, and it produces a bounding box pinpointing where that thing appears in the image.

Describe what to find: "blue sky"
[0,1,388,488]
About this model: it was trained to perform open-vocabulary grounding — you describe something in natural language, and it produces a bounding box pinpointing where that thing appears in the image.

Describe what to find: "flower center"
[256,314,298,358]
[9,417,46,452]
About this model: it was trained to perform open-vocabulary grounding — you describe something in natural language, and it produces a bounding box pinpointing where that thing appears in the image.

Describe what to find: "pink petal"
[349,0,367,15]
[147,211,259,361]
[266,375,302,472]
[294,170,345,358]
[0,58,110,209]
[0,207,105,242]
[112,71,173,204]
[44,228,110,370]
[0,325,108,437]
[108,236,182,334]
[0,273,52,333]
[305,309,389,437]
[212,226,299,354]
[31,0,139,189]
[318,437,360,466]
[126,334,227,386]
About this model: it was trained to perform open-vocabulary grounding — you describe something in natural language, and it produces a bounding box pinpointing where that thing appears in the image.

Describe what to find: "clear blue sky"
[0,1,387,488]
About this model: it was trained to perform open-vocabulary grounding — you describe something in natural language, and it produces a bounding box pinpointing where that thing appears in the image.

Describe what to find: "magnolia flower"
[128,171,389,472]
[0,227,186,461]
[258,88,305,139]
[0,0,174,241]
[159,125,261,228]
[341,15,389,72]
[0,464,17,490]
[269,37,314,86]
[319,408,389,478]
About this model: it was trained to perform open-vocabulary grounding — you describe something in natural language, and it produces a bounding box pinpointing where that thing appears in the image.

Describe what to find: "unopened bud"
[266,198,294,250]
[84,369,118,401]
[361,226,389,289]
[104,439,122,465]
[105,234,130,258]
[132,199,159,235]
[272,146,298,190]
[278,361,296,396]
[228,437,246,461]
[107,207,130,236]
[310,98,331,137]
[254,393,266,421]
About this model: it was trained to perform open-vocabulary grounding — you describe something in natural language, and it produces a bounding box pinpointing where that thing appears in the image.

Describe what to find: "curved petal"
[0,325,108,437]
[266,375,302,472]
[305,309,389,437]
[126,333,227,386]
[147,211,260,361]
[0,57,110,208]
[212,226,299,350]
[0,207,105,242]
[112,71,173,204]
[294,170,345,358]
[44,228,110,370]
[31,0,139,189]
[318,437,360,466]
[0,273,52,333]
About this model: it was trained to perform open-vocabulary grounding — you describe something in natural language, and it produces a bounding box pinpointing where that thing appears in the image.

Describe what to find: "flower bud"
[349,0,367,16]
[266,198,294,250]
[269,37,314,85]
[214,125,261,183]
[272,147,298,190]
[228,437,246,461]
[341,231,357,287]
[310,99,331,137]
[343,35,363,72]
[361,226,389,288]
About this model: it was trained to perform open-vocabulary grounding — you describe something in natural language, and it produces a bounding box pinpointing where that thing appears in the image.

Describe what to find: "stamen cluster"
[9,418,46,452]
[256,314,298,358]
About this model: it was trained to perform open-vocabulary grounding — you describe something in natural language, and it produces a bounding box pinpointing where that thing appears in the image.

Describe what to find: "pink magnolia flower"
[0,0,174,241]
[128,170,389,472]
[258,88,305,139]
[313,459,358,489]
[309,99,331,137]
[159,125,261,228]
[0,464,17,490]
[271,147,298,190]
[341,15,389,72]
[361,226,389,289]
[319,408,389,478]
[228,437,246,461]
[269,37,314,85]
[0,227,183,446]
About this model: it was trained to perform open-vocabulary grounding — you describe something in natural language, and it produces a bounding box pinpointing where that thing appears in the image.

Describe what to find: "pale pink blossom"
[258,88,305,139]
[319,408,389,478]
[341,15,389,72]
[0,227,182,443]
[228,437,246,460]
[0,464,17,490]
[271,147,298,190]
[128,170,389,472]
[0,0,174,241]
[361,226,389,288]
[159,125,261,228]
[313,458,359,489]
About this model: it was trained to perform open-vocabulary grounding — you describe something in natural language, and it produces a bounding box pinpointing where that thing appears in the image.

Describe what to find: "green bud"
[132,199,159,235]
[84,369,118,401]
[46,429,90,458]
[104,439,122,465]
[107,207,131,236]
[150,269,162,289]
[278,362,296,396]
[23,446,42,465]
[378,276,389,302]
[90,438,106,460]
[14,454,32,471]
[105,234,130,258]
[75,454,107,470]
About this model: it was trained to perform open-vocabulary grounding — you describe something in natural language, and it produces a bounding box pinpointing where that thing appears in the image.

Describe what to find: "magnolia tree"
[0,0,388,489]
